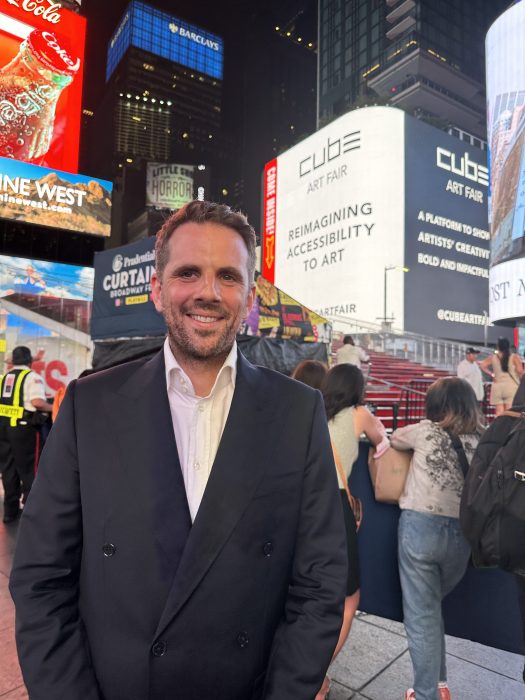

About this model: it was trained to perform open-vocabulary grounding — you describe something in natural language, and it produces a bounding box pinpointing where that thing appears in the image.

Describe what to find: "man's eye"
[179,270,197,279]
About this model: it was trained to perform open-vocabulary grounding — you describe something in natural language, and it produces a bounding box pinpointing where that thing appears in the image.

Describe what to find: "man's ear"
[151,271,163,313]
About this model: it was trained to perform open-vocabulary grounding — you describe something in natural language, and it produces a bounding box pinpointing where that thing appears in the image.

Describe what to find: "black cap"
[12,346,32,365]
[466,347,480,354]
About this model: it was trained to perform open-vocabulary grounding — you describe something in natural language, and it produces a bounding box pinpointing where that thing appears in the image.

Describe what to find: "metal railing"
[329,315,493,372]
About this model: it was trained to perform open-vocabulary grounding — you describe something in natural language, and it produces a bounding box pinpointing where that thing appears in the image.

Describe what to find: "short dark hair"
[12,346,32,365]
[291,360,328,390]
[321,363,365,421]
[155,200,256,282]
[343,335,354,345]
[425,377,482,435]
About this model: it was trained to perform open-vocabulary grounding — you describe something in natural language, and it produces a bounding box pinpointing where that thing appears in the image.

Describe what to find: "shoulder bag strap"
[331,440,362,527]
[444,429,470,478]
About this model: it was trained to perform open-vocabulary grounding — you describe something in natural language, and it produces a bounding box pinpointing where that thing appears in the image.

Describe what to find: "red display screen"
[0,1,86,173]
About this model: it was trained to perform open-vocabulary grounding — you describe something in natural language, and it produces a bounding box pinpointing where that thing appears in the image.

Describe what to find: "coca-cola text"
[5,0,62,25]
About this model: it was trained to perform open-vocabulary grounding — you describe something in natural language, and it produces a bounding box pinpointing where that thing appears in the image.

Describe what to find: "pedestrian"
[336,335,369,369]
[291,359,328,389]
[10,200,347,700]
[316,363,388,700]
[0,346,52,524]
[391,377,483,700]
[479,337,523,416]
[456,347,484,404]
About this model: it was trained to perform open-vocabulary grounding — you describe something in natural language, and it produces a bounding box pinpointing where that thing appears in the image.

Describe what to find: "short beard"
[164,302,239,363]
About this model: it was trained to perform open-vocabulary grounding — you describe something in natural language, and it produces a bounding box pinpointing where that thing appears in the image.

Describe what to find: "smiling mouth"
[188,314,222,323]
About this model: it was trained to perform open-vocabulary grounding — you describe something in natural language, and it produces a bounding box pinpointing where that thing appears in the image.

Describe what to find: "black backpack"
[460,410,525,574]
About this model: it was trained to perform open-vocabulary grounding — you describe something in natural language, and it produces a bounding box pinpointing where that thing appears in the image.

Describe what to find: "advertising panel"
[241,273,331,343]
[265,107,499,343]
[0,0,86,172]
[264,107,406,326]
[0,156,112,236]
[107,1,223,82]
[404,117,496,343]
[146,162,209,210]
[91,237,166,340]
[0,254,93,394]
[486,2,525,323]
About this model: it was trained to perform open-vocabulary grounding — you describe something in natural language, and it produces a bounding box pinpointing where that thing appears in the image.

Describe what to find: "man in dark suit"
[10,201,347,700]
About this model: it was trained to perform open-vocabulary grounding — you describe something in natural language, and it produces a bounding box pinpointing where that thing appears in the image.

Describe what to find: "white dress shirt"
[457,358,484,401]
[163,338,237,521]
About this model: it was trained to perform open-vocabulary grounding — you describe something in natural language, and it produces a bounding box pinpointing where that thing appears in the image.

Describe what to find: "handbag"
[331,441,363,530]
[368,446,412,504]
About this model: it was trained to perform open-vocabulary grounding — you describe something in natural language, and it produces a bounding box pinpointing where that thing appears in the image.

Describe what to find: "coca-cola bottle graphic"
[0,29,80,161]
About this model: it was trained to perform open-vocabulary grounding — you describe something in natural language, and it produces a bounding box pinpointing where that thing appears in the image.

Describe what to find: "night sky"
[82,0,317,115]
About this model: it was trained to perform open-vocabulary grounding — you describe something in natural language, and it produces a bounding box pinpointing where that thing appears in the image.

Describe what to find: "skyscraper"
[85,0,234,244]
[318,0,510,143]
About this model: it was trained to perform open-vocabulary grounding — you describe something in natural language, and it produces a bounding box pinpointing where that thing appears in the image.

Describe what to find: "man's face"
[151,221,255,363]
[466,352,476,363]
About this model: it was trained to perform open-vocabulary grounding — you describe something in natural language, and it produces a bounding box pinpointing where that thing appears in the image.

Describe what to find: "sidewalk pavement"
[1,512,524,699]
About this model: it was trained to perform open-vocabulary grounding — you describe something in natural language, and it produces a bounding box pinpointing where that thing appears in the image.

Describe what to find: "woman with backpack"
[390,377,484,700]
[479,337,523,416]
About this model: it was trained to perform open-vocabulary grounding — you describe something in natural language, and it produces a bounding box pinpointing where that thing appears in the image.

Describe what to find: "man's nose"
[196,273,221,300]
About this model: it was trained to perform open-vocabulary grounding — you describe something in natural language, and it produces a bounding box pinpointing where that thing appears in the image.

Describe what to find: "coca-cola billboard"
[0,0,86,173]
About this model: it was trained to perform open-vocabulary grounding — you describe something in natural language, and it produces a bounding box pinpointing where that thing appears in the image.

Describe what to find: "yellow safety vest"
[0,369,31,426]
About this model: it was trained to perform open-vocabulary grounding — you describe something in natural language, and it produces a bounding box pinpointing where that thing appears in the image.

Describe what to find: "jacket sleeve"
[9,381,103,700]
[261,391,347,699]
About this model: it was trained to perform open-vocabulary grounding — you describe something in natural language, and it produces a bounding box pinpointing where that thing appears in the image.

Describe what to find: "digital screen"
[486,1,525,322]
[107,0,223,82]
[146,162,210,210]
[264,107,407,327]
[403,117,496,344]
[0,0,86,172]
[264,107,499,343]
[0,156,113,236]
[0,253,93,393]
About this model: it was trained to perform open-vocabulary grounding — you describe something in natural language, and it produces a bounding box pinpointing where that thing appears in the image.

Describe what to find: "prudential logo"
[112,254,123,273]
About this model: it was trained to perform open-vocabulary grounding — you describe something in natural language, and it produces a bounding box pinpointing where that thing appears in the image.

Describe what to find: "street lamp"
[383,265,409,328]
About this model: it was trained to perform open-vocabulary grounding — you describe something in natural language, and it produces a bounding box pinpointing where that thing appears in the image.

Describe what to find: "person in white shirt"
[457,347,484,402]
[10,201,347,700]
[336,335,369,369]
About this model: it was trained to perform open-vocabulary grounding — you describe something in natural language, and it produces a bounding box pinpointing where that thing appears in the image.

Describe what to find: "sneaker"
[404,690,416,700]
[438,682,451,700]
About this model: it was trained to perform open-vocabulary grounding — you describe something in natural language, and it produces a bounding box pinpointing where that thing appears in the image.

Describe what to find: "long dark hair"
[497,336,510,373]
[425,377,482,435]
[291,360,328,390]
[321,364,365,421]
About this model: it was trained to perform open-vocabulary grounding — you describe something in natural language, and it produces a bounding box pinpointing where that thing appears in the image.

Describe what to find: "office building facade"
[318,0,510,142]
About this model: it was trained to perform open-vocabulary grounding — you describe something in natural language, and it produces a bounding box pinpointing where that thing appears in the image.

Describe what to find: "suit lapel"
[154,352,278,638]
[102,351,191,578]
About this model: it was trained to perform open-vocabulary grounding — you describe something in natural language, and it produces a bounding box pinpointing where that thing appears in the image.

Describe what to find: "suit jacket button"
[262,541,274,557]
[236,631,249,649]
[102,543,116,557]
[151,641,167,657]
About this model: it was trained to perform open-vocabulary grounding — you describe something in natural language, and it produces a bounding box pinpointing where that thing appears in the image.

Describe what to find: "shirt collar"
[163,337,238,399]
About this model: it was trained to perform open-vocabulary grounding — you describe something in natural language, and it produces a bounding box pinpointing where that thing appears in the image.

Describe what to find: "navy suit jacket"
[10,350,347,700]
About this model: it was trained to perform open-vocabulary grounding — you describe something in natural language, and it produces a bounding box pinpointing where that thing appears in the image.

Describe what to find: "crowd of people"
[1,200,523,700]
[292,351,523,700]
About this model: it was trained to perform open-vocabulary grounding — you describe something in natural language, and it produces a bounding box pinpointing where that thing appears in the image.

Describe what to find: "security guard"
[0,346,52,523]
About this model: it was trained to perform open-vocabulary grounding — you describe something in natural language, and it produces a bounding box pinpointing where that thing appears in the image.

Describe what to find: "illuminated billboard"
[264,106,496,343]
[0,0,86,173]
[0,254,93,394]
[486,1,525,323]
[146,162,209,210]
[107,1,223,82]
[0,156,113,236]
